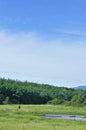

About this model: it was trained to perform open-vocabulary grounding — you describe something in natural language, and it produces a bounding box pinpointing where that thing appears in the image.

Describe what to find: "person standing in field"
[18,105,21,110]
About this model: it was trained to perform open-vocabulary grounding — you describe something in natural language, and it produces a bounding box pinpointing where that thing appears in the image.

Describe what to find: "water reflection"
[44,114,86,121]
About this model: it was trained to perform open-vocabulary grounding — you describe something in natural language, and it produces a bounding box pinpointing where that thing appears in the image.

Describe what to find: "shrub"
[3,96,10,104]
[47,98,64,105]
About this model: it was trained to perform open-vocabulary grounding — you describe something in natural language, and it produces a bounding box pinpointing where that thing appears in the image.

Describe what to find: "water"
[44,114,86,121]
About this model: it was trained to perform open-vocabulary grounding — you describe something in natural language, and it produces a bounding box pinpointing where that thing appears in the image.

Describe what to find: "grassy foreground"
[0,105,86,130]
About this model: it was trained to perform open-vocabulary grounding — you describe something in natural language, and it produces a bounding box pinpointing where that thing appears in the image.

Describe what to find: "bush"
[47,98,64,105]
[3,96,10,104]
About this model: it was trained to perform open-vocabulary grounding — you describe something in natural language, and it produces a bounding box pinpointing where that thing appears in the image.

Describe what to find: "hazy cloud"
[0,30,86,87]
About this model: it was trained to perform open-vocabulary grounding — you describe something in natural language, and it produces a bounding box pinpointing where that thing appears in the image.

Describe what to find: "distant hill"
[75,86,86,90]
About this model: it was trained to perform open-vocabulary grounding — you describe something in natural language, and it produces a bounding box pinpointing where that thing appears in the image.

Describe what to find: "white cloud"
[0,30,86,87]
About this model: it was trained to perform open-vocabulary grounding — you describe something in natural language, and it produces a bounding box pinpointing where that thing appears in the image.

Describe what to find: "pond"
[44,114,86,121]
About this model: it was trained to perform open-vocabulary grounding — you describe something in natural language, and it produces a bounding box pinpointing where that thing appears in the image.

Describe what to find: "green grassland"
[0,105,86,130]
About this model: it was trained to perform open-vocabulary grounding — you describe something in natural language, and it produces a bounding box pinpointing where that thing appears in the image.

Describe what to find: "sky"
[0,0,86,87]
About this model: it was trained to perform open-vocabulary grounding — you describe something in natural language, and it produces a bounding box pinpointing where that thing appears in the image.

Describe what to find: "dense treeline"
[0,78,86,106]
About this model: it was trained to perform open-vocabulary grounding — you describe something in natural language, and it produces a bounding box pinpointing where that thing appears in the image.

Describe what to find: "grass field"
[0,105,86,130]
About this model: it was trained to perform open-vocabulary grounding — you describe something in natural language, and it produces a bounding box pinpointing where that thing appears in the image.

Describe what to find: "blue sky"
[0,0,86,87]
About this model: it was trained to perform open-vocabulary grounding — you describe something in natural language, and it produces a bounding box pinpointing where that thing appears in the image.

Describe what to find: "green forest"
[0,78,86,106]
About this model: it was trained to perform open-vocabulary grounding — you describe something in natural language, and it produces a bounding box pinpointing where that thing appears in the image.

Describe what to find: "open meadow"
[0,105,86,130]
